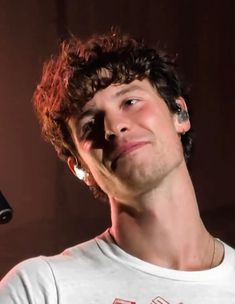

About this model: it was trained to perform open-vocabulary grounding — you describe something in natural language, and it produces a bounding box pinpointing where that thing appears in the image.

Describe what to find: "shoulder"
[0,232,110,303]
[43,235,110,279]
[1,256,54,284]
[1,236,103,282]
[216,240,235,280]
[0,256,58,303]
[222,241,235,264]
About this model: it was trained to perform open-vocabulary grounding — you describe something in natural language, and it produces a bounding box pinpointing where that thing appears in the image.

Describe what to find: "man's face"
[68,79,189,201]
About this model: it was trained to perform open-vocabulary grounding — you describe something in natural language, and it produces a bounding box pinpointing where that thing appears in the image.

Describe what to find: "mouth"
[111,141,149,170]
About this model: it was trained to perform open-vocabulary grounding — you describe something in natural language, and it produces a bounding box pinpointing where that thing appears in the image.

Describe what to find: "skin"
[68,79,224,270]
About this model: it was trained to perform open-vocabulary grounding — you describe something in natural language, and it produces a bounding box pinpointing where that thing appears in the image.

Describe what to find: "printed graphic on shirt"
[151,297,170,304]
[151,296,183,304]
[113,296,183,304]
[113,299,136,304]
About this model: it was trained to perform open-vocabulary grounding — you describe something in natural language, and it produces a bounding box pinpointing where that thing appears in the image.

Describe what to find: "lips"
[111,141,149,165]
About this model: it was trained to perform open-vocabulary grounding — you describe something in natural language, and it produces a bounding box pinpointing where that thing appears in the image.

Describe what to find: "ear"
[67,156,77,176]
[67,156,96,187]
[173,96,191,134]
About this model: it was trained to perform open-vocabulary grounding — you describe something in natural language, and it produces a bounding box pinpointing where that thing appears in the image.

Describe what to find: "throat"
[109,207,224,271]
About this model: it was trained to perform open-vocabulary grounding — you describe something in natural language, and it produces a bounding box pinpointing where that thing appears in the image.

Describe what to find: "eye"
[124,98,138,106]
[81,119,95,137]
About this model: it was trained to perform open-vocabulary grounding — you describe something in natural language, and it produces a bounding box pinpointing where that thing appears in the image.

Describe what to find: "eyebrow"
[78,109,96,121]
[112,84,143,98]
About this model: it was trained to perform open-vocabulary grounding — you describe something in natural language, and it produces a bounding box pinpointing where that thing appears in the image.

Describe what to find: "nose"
[104,113,130,141]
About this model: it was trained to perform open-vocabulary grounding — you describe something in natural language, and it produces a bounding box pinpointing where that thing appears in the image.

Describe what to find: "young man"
[0,31,234,303]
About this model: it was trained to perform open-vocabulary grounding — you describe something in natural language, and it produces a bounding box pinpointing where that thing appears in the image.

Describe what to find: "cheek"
[76,142,94,169]
[134,105,169,132]
[79,140,92,152]
[78,144,104,173]
[136,106,179,151]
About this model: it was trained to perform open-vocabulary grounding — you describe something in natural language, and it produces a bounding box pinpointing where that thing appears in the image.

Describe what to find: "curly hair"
[33,30,192,200]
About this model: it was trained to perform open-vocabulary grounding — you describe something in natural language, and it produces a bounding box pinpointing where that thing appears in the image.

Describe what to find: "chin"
[117,165,163,190]
[117,154,183,191]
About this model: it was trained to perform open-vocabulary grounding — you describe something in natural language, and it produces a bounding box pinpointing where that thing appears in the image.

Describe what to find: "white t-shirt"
[0,229,235,303]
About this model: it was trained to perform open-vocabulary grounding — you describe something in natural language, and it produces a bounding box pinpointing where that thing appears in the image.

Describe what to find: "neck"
[109,162,222,270]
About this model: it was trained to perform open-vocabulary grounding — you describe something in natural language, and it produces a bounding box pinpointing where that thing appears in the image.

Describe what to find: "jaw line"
[111,158,118,171]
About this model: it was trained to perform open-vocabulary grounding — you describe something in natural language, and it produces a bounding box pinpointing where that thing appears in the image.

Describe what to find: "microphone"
[0,191,13,224]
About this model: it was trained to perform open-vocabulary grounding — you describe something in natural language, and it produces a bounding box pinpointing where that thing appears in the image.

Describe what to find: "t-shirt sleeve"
[0,257,57,304]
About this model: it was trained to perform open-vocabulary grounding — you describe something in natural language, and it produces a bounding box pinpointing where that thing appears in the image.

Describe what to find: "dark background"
[0,0,234,278]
